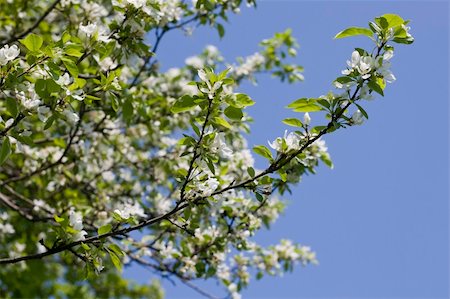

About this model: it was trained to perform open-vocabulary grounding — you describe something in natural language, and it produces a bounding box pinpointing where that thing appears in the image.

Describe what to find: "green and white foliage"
[0,1,412,297]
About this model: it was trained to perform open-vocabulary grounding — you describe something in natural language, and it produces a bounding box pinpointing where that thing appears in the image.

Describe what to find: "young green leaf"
[171,95,196,113]
[20,33,43,52]
[0,138,11,166]
[98,224,112,235]
[5,98,18,118]
[367,80,384,96]
[282,118,303,127]
[253,145,273,160]
[334,27,373,39]
[286,98,322,112]
[214,116,232,129]
[224,106,243,120]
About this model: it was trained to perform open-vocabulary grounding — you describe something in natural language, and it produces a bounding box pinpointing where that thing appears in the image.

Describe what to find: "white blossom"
[63,110,80,124]
[69,210,84,231]
[211,133,233,158]
[197,177,219,196]
[269,130,301,152]
[185,56,204,69]
[351,109,364,125]
[0,44,20,65]
[37,106,50,122]
[114,201,147,219]
[56,73,72,86]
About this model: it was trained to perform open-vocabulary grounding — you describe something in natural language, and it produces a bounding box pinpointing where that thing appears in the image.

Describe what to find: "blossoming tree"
[0,0,413,298]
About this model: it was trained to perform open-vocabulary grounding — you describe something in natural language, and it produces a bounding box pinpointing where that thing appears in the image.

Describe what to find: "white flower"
[96,56,117,71]
[154,196,172,214]
[79,22,97,37]
[359,85,374,101]
[185,56,204,69]
[351,109,364,125]
[347,50,360,69]
[376,57,396,84]
[303,112,311,126]
[37,106,50,122]
[269,130,302,152]
[345,51,374,79]
[268,136,282,152]
[0,44,20,65]
[357,56,374,79]
[205,45,219,55]
[79,22,110,42]
[3,45,20,61]
[285,131,301,150]
[4,118,14,128]
[383,50,394,61]
[69,210,84,231]
[232,52,265,77]
[197,177,219,196]
[211,133,233,158]
[114,201,147,219]
[72,230,87,241]
[32,199,47,212]
[0,223,14,234]
[56,73,72,86]
[63,110,80,124]
[17,89,41,110]
[125,0,147,8]
[197,69,208,82]
[198,69,222,99]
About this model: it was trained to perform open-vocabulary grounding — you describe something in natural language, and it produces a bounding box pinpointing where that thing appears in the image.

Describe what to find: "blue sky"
[126,1,449,298]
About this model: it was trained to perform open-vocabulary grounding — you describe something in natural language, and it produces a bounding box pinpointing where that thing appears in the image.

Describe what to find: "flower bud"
[303,112,311,125]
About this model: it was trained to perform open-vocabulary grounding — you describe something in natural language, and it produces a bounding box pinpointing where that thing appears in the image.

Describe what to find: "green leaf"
[98,224,112,235]
[214,116,232,129]
[224,106,243,120]
[279,170,287,182]
[44,114,56,130]
[255,192,264,202]
[108,251,122,271]
[367,79,384,96]
[375,17,389,29]
[286,98,322,112]
[335,76,355,84]
[234,93,255,108]
[320,153,334,169]
[111,96,119,112]
[20,33,43,52]
[216,23,225,38]
[334,27,373,39]
[282,118,303,127]
[54,215,65,223]
[253,145,273,160]
[381,14,405,28]
[5,98,18,118]
[122,99,133,121]
[62,58,79,78]
[171,95,196,113]
[108,244,124,257]
[64,44,84,58]
[247,167,255,178]
[0,138,11,166]
[354,103,369,119]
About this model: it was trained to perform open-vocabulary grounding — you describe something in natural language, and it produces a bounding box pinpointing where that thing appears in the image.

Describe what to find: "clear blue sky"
[126,1,449,298]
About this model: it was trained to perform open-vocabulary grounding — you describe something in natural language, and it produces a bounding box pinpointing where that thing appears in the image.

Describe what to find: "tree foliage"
[0,1,413,298]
